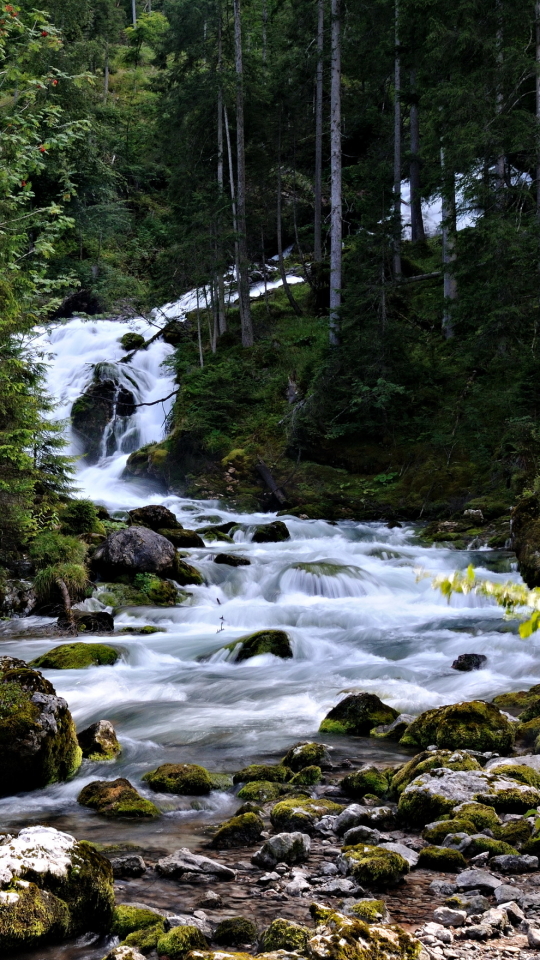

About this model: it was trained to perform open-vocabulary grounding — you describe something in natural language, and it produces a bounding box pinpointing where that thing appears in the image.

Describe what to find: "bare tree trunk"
[329,0,341,345]
[314,0,324,261]
[277,120,303,316]
[262,0,268,63]
[261,228,270,316]
[216,10,227,334]
[196,287,204,367]
[57,578,77,636]
[224,103,242,321]
[131,0,137,26]
[495,0,505,195]
[409,69,425,242]
[393,0,402,279]
[441,149,457,339]
[537,1,540,218]
[233,0,254,347]
[104,44,109,101]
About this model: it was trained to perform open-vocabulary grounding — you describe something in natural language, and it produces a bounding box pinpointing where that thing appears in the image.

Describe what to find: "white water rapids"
[1,314,539,855]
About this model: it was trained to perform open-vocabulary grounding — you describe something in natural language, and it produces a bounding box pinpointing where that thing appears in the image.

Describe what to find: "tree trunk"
[314,0,324,262]
[104,45,109,101]
[131,0,137,26]
[409,70,425,242]
[496,0,505,196]
[536,1,540,217]
[277,121,303,316]
[393,0,402,279]
[329,0,341,345]
[196,287,204,367]
[233,0,254,347]
[56,578,77,636]
[224,103,242,323]
[441,149,457,339]
[216,9,227,334]
[262,0,268,63]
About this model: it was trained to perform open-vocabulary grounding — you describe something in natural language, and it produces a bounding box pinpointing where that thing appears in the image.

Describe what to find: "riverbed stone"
[260,917,310,952]
[490,853,538,872]
[157,923,207,957]
[142,763,213,795]
[391,749,483,796]
[214,916,257,945]
[342,825,381,846]
[214,554,251,567]
[158,527,205,548]
[211,812,265,849]
[226,630,293,661]
[110,855,146,878]
[416,846,467,871]
[237,780,282,803]
[155,848,236,882]
[92,526,177,578]
[281,741,330,771]
[341,766,390,799]
[233,763,291,784]
[103,946,146,960]
[320,692,399,736]
[128,505,181,530]
[398,767,540,825]
[251,521,290,543]
[77,778,161,818]
[0,825,114,952]
[308,905,424,960]
[30,642,119,670]
[422,818,477,844]
[454,869,503,893]
[270,796,343,833]
[400,700,515,753]
[340,844,409,888]
[335,804,396,835]
[370,714,414,740]
[451,654,487,672]
[78,719,121,760]
[0,665,82,795]
[252,832,311,868]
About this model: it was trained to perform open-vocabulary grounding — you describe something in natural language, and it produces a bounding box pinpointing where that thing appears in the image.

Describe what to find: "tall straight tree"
[329,0,341,345]
[216,5,226,335]
[409,70,425,242]
[536,0,540,217]
[441,148,457,338]
[233,0,253,347]
[314,0,324,262]
[393,0,402,277]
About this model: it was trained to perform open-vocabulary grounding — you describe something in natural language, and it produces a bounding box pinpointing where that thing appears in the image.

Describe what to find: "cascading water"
[2,307,540,958]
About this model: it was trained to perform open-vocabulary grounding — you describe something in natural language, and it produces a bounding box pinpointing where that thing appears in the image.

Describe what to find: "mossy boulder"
[260,918,310,952]
[158,528,205,548]
[77,778,160,819]
[120,332,147,352]
[290,765,322,786]
[0,665,82,795]
[270,796,343,832]
[233,763,290,784]
[489,762,540,790]
[341,766,389,799]
[98,575,180,608]
[175,558,205,586]
[452,802,501,832]
[498,817,532,847]
[320,693,398,736]
[466,836,518,857]
[391,750,483,795]
[30,643,119,670]
[214,917,257,946]
[78,719,121,761]
[236,780,282,803]
[400,700,515,754]
[214,554,251,567]
[226,630,293,661]
[282,741,330,771]
[211,812,264,849]
[423,818,477,844]
[251,521,290,543]
[124,923,164,953]
[399,768,540,826]
[510,494,540,587]
[142,763,213,795]
[157,924,207,958]
[341,844,409,888]
[350,900,388,923]
[416,846,467,871]
[307,905,424,960]
[493,684,540,714]
[128,505,181,530]
[92,527,177,579]
[0,826,114,952]
[516,716,540,749]
[113,905,165,939]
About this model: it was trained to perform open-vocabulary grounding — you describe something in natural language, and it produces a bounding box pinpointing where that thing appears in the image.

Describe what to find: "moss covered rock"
[341,845,409,888]
[260,918,309,952]
[290,765,322,786]
[156,924,207,958]
[0,826,114,952]
[78,778,160,819]
[123,923,164,954]
[78,719,121,761]
[98,575,180,608]
[226,630,293,661]
[320,693,398,736]
[113,905,165,939]
[307,905,424,960]
[416,846,467,871]
[270,796,343,832]
[251,521,290,543]
[422,818,478,844]
[211,812,264,849]
[142,763,213,795]
[350,900,388,924]
[158,528,205,548]
[391,750,482,796]
[400,700,515,754]
[30,643,119,670]
[0,665,82,795]
[493,684,540,714]
[451,802,501,832]
[214,917,257,946]
[341,766,389,799]
[466,836,518,857]
[233,763,290,784]
[498,817,532,847]
[175,558,205,586]
[281,741,330,771]
[398,768,540,826]
[128,505,181,531]
[236,780,282,803]
[92,527,177,578]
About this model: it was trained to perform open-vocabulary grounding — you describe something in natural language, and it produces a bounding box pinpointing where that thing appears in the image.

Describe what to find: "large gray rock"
[252,832,311,868]
[379,841,419,867]
[342,825,381,846]
[486,754,540,773]
[71,370,135,464]
[490,854,538,873]
[155,848,235,882]
[92,527,176,578]
[454,869,503,893]
[398,767,540,825]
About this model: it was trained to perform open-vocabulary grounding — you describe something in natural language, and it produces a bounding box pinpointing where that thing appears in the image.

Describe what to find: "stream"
[3,316,540,959]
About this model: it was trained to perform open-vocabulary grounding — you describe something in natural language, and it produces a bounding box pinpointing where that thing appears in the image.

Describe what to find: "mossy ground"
[30,643,119,670]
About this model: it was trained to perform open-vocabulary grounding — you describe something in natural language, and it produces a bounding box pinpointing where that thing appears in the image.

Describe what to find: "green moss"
[400,700,515,753]
[113,905,164,938]
[124,922,164,953]
[476,783,540,813]
[233,763,290,784]
[214,917,257,946]
[120,332,146,351]
[290,764,322,786]
[158,528,204,548]
[498,817,533,846]
[211,812,264,849]
[0,881,70,952]
[175,558,205,586]
[341,766,389,799]
[422,818,478,843]
[350,900,387,923]
[416,846,467,872]
[281,741,329,771]
[452,802,501,831]
[519,698,540,722]
[119,625,163,635]
[225,630,292,661]
[270,796,343,831]
[60,500,102,535]
[47,840,114,935]
[142,763,213,795]
[493,685,540,712]
[391,750,482,795]
[320,692,399,736]
[251,521,290,543]
[522,836,540,855]
[98,575,181,609]
[29,530,88,567]
[341,844,409,888]
[208,772,234,790]
[77,778,161,818]
[156,924,207,958]
[236,780,282,803]
[467,836,518,857]
[496,763,540,789]
[30,643,119,670]
[516,716,540,748]
[397,786,456,826]
[260,918,309,952]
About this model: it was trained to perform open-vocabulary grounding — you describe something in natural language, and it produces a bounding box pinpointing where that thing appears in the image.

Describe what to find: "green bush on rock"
[260,918,309,952]
[30,643,119,670]
[400,700,515,753]
[225,630,293,661]
[77,778,160,819]
[416,846,467,871]
[320,692,398,736]
[142,763,213,795]
[211,812,264,849]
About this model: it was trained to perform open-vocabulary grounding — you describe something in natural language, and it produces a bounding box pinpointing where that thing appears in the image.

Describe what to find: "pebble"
[528,927,540,949]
